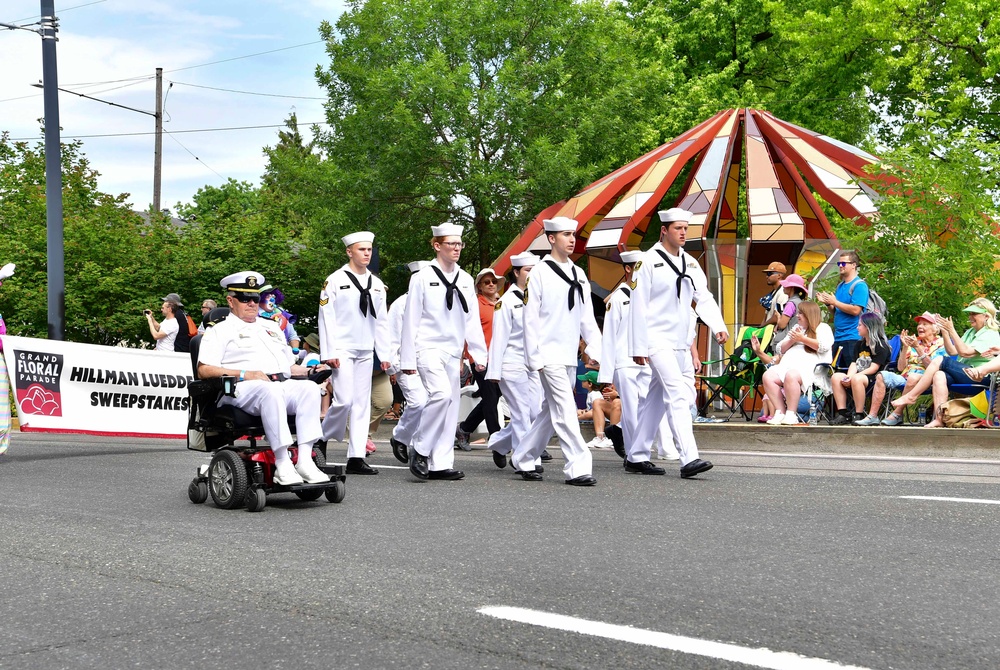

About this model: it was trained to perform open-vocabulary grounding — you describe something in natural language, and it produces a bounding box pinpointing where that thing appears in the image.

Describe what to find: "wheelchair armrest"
[289,368,332,385]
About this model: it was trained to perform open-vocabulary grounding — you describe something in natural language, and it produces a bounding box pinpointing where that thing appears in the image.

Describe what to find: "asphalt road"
[1,433,999,670]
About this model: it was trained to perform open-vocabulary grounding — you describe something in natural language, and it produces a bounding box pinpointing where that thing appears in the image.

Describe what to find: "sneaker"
[830,412,852,426]
[757,414,772,424]
[584,436,605,449]
[365,438,377,454]
[455,427,472,451]
[595,437,614,450]
[780,412,800,425]
[881,412,904,426]
[766,411,785,425]
[695,416,726,424]
[854,414,880,426]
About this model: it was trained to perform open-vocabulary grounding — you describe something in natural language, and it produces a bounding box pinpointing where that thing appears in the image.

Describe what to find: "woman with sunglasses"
[400,223,487,481]
[455,268,504,449]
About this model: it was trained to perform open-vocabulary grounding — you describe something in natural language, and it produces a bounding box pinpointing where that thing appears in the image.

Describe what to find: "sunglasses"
[764,271,782,276]
[234,294,260,304]
[480,278,497,285]
[837,261,856,267]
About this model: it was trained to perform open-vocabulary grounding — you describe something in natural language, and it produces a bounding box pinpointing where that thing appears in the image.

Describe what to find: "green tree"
[313,0,675,279]
[831,123,1000,333]
[0,133,178,346]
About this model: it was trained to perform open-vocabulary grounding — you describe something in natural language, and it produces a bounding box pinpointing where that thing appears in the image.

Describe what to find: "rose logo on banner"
[13,349,64,417]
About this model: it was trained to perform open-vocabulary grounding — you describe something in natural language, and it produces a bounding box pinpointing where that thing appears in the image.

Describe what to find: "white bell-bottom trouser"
[512,364,593,480]
[633,348,699,466]
[321,349,373,459]
[392,367,428,448]
[489,367,541,465]
[220,379,323,461]
[411,348,461,472]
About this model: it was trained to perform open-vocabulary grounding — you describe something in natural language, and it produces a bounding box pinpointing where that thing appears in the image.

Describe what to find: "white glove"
[0,263,15,280]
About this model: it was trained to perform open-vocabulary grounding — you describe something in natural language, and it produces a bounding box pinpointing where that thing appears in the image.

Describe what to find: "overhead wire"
[164,130,225,181]
[3,0,107,25]
[169,80,325,100]
[7,122,329,142]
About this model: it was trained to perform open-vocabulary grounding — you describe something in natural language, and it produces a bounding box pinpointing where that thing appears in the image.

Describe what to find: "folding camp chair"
[697,325,774,421]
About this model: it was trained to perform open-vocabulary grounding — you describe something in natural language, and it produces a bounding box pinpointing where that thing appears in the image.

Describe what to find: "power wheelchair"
[185,308,346,512]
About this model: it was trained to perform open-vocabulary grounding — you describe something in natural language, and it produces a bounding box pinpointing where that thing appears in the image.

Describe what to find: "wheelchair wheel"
[325,480,346,504]
[187,479,208,504]
[209,449,248,510]
[245,487,267,513]
[295,488,324,501]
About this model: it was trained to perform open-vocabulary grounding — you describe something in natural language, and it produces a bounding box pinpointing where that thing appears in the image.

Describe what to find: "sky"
[0,0,347,213]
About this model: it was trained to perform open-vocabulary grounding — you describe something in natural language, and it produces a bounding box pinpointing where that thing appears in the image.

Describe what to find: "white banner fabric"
[2,336,193,439]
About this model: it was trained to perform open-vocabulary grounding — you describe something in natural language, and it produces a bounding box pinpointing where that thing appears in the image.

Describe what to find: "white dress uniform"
[318,264,388,458]
[400,259,487,472]
[629,241,725,466]
[199,313,323,454]
[485,281,541,461]
[375,291,428,448]
[514,251,602,480]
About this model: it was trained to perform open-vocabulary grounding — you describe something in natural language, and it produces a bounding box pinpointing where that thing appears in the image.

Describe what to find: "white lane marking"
[330,462,410,470]
[479,606,874,670]
[705,451,1000,465]
[898,495,1000,505]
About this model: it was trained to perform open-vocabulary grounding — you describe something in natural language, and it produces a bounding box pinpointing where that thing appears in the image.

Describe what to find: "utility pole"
[40,0,64,341]
[153,67,163,214]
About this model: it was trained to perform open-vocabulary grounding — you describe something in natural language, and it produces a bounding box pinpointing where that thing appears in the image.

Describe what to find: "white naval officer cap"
[619,250,643,264]
[542,216,578,232]
[0,262,15,281]
[220,271,265,293]
[406,260,431,273]
[431,222,464,237]
[509,252,539,268]
[658,207,693,223]
[341,231,375,247]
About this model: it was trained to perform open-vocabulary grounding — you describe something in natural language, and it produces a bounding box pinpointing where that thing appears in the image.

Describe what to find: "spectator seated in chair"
[892,298,1000,427]
[760,301,833,426]
[871,312,945,426]
[576,371,620,449]
[830,311,891,425]
[196,271,331,485]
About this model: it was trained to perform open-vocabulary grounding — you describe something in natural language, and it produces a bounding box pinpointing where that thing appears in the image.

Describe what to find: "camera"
[143,309,152,315]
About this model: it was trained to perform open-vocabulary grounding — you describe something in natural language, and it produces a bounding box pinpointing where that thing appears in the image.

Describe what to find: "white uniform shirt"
[629,243,726,357]
[400,260,487,369]
[318,265,388,359]
[485,286,528,381]
[598,282,638,384]
[198,314,293,376]
[374,294,406,375]
[522,256,602,370]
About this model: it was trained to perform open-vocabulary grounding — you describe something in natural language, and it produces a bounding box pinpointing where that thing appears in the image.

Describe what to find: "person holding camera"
[145,293,183,352]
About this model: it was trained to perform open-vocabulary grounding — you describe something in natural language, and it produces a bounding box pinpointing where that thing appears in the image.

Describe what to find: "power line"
[4,0,106,24]
[164,130,225,181]
[7,121,329,141]
[170,80,325,100]
[164,40,324,74]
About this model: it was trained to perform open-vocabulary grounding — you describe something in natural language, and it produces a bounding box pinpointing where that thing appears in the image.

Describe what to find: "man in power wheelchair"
[185,271,345,512]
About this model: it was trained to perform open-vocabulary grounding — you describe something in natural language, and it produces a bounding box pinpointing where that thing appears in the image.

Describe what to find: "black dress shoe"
[492,450,507,468]
[540,449,553,462]
[565,475,597,486]
[428,469,465,480]
[408,448,429,480]
[516,469,543,481]
[390,437,408,464]
[346,457,379,475]
[680,459,713,478]
[507,459,543,473]
[625,460,666,475]
[605,424,626,459]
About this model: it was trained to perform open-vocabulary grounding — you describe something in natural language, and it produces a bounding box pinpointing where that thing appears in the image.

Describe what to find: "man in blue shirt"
[816,250,868,371]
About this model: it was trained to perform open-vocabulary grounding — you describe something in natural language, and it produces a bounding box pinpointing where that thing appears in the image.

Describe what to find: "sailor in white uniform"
[319,231,388,475]
[599,250,668,474]
[484,251,542,471]
[512,216,602,486]
[197,271,331,486]
[400,223,488,481]
[629,207,728,478]
[374,260,431,463]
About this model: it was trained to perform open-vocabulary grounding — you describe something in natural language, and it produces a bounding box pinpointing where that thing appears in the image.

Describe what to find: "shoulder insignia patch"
[319,298,329,306]
[494,301,502,312]
[629,280,637,290]
[634,261,642,272]
[522,288,529,305]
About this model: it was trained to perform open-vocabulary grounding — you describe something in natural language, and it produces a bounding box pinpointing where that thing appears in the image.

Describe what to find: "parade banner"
[2,336,192,438]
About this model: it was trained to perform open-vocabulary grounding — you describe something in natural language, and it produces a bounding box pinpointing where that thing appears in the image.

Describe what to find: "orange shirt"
[478,294,496,348]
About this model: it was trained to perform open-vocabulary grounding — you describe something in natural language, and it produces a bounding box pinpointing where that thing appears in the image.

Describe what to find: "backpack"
[847,277,888,319]
[173,309,197,353]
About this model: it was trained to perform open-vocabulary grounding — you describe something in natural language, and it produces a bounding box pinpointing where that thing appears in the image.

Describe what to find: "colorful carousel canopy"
[493,108,887,328]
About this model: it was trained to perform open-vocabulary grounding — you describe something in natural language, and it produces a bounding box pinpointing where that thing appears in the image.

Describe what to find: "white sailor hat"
[619,250,643,264]
[220,271,265,293]
[658,207,693,223]
[431,222,464,237]
[0,263,15,281]
[406,260,431,273]
[542,216,578,232]
[510,252,538,268]
[342,231,375,247]
[476,268,501,283]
